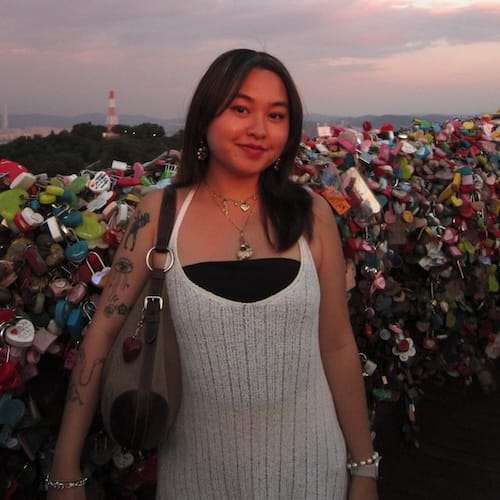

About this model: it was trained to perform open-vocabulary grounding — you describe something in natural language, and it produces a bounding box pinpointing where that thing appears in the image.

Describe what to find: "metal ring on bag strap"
[145,247,175,272]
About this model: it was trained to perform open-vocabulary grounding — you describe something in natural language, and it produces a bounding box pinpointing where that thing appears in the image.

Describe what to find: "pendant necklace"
[205,184,257,213]
[205,183,255,260]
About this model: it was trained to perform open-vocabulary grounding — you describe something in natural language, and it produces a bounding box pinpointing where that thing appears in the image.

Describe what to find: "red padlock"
[0,353,23,394]
[12,208,44,233]
[24,245,48,277]
[72,250,107,284]
[0,307,15,323]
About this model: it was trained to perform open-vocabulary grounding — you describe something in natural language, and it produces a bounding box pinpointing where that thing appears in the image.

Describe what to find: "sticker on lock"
[87,171,111,193]
[4,319,35,348]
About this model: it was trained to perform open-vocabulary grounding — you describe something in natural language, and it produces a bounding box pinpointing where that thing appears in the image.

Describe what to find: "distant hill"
[8,112,464,137]
[8,113,185,135]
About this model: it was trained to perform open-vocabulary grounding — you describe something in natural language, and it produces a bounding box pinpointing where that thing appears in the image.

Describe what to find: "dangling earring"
[196,140,208,161]
[273,157,281,172]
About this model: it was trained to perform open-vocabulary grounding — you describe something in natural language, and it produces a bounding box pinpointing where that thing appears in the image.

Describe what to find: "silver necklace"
[205,184,254,260]
[205,185,257,213]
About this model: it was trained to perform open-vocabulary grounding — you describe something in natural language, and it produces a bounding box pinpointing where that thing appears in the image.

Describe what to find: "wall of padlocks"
[0,116,499,497]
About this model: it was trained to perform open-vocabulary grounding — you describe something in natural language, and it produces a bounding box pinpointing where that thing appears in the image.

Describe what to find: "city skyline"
[1,0,500,120]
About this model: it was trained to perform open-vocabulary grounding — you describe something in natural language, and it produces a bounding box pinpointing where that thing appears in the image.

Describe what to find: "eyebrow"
[234,92,289,108]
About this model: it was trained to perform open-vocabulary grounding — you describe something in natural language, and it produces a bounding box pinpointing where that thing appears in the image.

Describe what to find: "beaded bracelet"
[45,474,89,490]
[346,451,380,470]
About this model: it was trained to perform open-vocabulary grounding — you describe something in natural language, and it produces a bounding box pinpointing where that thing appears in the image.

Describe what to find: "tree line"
[0,122,184,177]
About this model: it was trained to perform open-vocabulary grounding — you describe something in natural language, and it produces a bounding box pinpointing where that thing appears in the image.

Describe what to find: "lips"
[239,143,266,151]
[238,143,267,158]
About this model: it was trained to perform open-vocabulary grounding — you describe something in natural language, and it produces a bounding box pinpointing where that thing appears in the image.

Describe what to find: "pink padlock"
[32,327,58,354]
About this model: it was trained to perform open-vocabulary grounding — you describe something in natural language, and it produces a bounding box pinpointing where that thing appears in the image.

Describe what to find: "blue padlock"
[65,240,89,262]
[54,299,71,328]
[67,307,86,341]
[61,210,83,228]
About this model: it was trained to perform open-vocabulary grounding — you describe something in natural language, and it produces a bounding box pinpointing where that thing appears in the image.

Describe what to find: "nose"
[247,113,266,138]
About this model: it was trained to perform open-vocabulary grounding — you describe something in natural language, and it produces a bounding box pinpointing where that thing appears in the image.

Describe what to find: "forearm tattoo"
[109,257,133,301]
[104,302,131,317]
[76,347,106,387]
[103,209,149,318]
[104,255,134,317]
[66,382,84,406]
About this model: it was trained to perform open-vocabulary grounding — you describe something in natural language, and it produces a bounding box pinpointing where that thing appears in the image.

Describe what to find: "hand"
[348,476,378,500]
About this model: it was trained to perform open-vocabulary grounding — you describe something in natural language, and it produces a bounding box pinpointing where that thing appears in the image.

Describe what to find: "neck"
[204,172,259,201]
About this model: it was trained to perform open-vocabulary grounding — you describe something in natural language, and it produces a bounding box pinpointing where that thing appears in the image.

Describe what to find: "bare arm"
[311,193,378,499]
[48,189,166,496]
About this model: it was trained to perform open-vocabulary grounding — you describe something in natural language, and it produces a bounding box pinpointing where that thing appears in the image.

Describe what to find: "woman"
[48,49,378,499]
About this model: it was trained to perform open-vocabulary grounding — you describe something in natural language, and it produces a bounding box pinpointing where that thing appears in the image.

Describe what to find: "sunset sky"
[1,0,499,120]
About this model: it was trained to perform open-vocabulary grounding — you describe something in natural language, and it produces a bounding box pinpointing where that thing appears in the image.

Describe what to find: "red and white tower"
[105,90,119,132]
[2,104,8,130]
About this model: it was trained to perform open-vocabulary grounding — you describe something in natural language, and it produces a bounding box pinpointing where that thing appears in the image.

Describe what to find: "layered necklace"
[205,183,257,260]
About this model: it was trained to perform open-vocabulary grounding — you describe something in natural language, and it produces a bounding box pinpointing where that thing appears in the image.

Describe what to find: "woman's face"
[206,68,290,179]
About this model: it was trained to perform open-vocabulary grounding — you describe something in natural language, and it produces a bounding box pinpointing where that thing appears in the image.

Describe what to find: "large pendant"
[236,239,253,260]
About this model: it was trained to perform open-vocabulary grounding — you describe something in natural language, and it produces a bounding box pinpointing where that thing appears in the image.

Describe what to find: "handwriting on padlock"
[91,267,111,288]
[87,171,112,193]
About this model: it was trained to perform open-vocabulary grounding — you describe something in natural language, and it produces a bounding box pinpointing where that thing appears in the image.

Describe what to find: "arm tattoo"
[123,209,150,251]
[109,256,133,301]
[77,348,106,387]
[66,382,84,406]
[104,303,131,317]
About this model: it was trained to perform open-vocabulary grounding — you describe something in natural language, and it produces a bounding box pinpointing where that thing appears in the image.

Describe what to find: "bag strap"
[143,186,176,344]
[137,187,177,428]
[156,186,177,252]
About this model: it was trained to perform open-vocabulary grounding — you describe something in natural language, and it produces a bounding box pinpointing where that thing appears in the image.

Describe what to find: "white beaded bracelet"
[45,474,89,490]
[346,451,380,470]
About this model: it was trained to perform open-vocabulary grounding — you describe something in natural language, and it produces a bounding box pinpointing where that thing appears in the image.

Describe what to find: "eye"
[230,104,248,115]
[269,111,287,121]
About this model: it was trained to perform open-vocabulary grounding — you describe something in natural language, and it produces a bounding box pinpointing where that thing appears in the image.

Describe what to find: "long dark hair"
[174,48,312,251]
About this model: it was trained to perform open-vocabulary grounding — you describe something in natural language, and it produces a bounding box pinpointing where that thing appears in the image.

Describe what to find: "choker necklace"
[205,184,255,260]
[205,184,257,213]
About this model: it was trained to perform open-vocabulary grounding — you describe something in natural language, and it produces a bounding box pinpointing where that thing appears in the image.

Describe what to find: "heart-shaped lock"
[122,336,142,363]
[4,318,35,348]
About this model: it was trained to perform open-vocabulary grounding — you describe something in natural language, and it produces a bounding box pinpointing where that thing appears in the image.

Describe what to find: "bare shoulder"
[310,190,336,228]
[308,190,343,272]
[136,187,166,212]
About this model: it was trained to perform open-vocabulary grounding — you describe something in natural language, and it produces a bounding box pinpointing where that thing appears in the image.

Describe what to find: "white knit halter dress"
[157,189,348,499]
